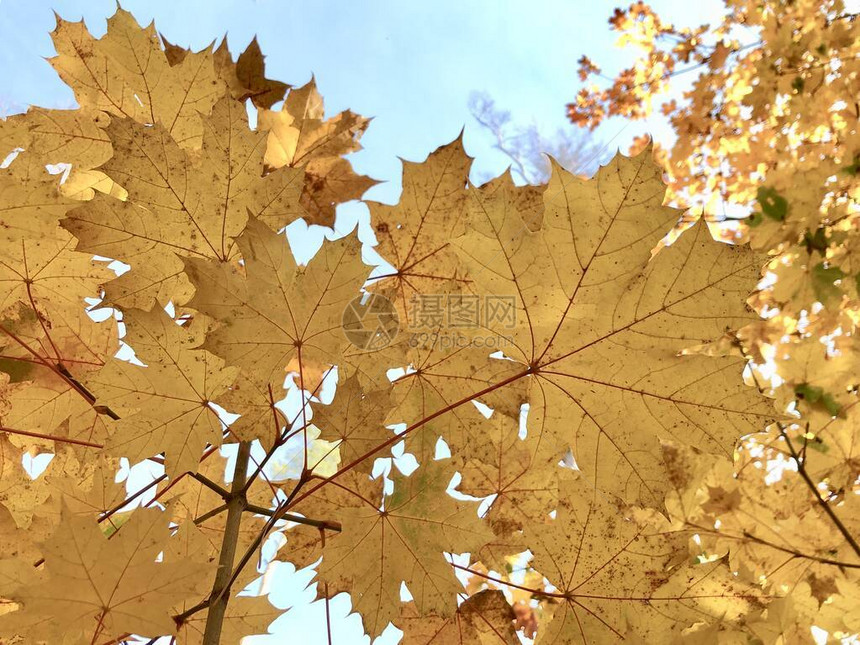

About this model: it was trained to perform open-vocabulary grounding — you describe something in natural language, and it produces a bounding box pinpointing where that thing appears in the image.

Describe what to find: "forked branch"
[201,441,251,645]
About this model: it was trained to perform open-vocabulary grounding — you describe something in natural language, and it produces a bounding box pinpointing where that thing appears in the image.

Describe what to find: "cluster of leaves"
[570,0,860,641]
[0,6,850,645]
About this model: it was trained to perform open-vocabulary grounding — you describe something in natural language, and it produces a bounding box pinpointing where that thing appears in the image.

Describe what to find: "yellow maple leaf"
[86,307,239,476]
[184,216,368,392]
[0,504,207,643]
[50,9,222,148]
[311,372,393,471]
[64,97,305,308]
[450,148,771,507]
[398,589,519,644]
[258,78,377,227]
[368,135,473,324]
[318,460,492,638]
[524,475,763,643]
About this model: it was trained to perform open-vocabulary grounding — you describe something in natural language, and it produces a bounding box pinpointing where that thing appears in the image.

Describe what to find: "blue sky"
[0,0,722,201]
[0,0,724,642]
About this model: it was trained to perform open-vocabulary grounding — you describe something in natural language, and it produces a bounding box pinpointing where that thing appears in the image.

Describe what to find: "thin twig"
[448,561,565,599]
[194,503,229,526]
[173,598,210,626]
[778,423,860,558]
[0,426,103,449]
[99,475,167,524]
[191,472,231,499]
[689,522,860,569]
[730,333,860,559]
[289,368,530,507]
[244,503,341,532]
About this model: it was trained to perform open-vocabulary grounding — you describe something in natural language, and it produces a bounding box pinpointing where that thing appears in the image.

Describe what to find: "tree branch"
[448,561,566,599]
[244,503,341,532]
[98,474,167,524]
[194,503,229,526]
[688,521,860,569]
[201,441,251,645]
[289,368,530,507]
[212,474,310,610]
[778,423,860,558]
[192,472,231,499]
[729,333,860,560]
[173,598,210,627]
[0,426,103,449]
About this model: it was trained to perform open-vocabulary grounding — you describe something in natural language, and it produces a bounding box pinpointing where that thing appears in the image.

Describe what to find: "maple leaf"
[2,7,855,643]
[258,78,377,227]
[85,307,239,476]
[398,589,519,644]
[522,475,763,643]
[165,35,288,106]
[63,96,305,308]
[0,234,109,319]
[0,106,123,203]
[0,435,52,528]
[0,155,78,247]
[368,135,473,324]
[820,574,860,638]
[449,150,772,506]
[1,106,112,173]
[318,461,492,638]
[386,344,528,464]
[457,413,558,534]
[0,250,118,450]
[0,504,207,643]
[37,452,127,530]
[0,514,47,610]
[184,216,368,392]
[220,37,289,109]
[749,584,823,645]
[387,342,528,442]
[50,8,222,148]
[664,436,860,598]
[795,402,860,491]
[279,468,384,571]
[311,373,393,471]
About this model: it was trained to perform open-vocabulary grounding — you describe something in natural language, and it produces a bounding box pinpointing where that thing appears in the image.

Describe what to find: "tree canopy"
[0,3,856,643]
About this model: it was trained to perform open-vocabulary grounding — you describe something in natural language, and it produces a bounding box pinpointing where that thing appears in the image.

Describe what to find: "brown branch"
[173,598,210,627]
[98,474,167,524]
[448,561,566,599]
[741,528,860,569]
[201,441,251,645]
[778,423,860,558]
[0,324,121,425]
[729,333,860,560]
[191,472,231,499]
[0,426,103,449]
[211,473,310,612]
[240,366,333,494]
[688,522,860,569]
[244,503,341,532]
[289,367,530,507]
[56,363,119,420]
[324,582,333,645]
[194,503,229,526]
